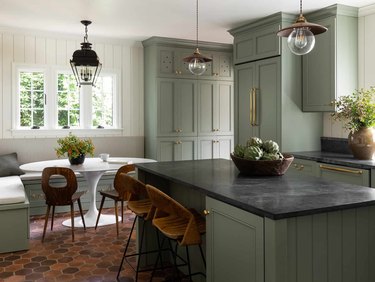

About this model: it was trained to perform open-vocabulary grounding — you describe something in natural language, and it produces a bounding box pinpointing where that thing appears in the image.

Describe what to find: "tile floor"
[0,208,179,282]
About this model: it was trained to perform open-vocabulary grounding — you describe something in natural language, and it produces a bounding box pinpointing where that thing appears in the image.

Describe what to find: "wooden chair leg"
[121,201,124,223]
[70,203,75,242]
[95,195,106,230]
[115,200,119,236]
[51,206,55,230]
[77,199,86,230]
[42,205,51,242]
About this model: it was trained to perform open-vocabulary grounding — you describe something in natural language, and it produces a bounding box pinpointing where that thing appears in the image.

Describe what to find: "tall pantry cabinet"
[229,13,322,152]
[142,37,234,161]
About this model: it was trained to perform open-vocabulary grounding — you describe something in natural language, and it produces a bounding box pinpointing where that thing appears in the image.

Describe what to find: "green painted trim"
[142,36,233,52]
[228,12,295,36]
[306,4,358,20]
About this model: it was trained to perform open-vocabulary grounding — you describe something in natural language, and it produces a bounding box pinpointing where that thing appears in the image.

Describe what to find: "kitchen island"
[136,159,375,282]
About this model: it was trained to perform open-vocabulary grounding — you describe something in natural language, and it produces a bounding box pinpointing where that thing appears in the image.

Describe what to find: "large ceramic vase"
[69,154,85,165]
[348,127,375,160]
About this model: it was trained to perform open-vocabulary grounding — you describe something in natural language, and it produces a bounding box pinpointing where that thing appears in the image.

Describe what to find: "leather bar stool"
[146,184,206,281]
[95,164,135,236]
[41,167,86,242]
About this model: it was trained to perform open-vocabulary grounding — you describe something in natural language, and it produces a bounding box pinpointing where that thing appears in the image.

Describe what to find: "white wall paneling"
[0,27,144,161]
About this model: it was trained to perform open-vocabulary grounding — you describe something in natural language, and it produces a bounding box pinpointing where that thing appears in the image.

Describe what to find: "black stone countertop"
[136,159,375,220]
[290,151,375,170]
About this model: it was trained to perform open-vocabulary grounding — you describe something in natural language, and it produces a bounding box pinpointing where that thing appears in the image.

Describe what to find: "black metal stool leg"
[186,246,192,281]
[95,195,106,230]
[117,215,138,279]
[150,233,165,281]
[135,218,146,282]
[199,244,206,269]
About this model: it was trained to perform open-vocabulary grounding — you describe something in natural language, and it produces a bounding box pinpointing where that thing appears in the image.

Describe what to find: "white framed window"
[12,64,121,137]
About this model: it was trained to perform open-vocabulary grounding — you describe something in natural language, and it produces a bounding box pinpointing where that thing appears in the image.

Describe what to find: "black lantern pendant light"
[277,0,327,55]
[70,20,102,87]
[183,0,212,75]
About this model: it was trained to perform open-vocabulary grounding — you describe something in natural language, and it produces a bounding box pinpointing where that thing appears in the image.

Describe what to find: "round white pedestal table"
[20,157,156,228]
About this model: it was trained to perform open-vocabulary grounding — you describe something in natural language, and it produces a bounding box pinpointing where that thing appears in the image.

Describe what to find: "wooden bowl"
[230,153,294,176]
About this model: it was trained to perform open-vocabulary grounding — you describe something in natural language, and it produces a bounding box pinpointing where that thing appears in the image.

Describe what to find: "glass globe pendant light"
[183,0,212,75]
[277,0,327,55]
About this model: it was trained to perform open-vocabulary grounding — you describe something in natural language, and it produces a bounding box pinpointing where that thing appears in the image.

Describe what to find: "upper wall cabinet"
[229,22,281,64]
[302,5,358,112]
[146,38,233,81]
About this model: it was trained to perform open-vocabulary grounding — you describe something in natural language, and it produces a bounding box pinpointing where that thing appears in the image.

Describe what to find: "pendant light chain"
[84,25,88,43]
[196,0,199,49]
[299,0,303,16]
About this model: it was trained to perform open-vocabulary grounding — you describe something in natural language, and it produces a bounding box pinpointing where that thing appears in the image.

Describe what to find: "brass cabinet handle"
[319,164,363,175]
[249,89,253,126]
[203,209,210,215]
[175,140,182,145]
[253,88,258,126]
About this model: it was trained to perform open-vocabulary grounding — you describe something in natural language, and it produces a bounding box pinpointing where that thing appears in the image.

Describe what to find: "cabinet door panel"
[318,163,370,186]
[206,197,264,282]
[159,49,175,75]
[256,58,280,142]
[199,139,214,160]
[236,63,255,145]
[303,17,336,111]
[179,139,196,161]
[217,83,233,135]
[158,80,176,136]
[158,140,175,161]
[178,81,196,136]
[217,137,233,160]
[199,82,215,135]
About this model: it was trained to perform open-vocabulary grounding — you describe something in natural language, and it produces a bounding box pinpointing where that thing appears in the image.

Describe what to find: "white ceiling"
[0,0,374,44]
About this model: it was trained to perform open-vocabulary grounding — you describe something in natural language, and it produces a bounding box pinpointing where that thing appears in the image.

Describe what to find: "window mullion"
[81,86,92,129]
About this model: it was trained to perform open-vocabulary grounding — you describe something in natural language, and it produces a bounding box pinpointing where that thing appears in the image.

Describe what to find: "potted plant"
[55,133,95,164]
[331,87,375,160]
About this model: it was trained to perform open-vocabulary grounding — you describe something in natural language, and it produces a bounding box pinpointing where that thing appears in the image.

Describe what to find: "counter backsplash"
[321,137,351,154]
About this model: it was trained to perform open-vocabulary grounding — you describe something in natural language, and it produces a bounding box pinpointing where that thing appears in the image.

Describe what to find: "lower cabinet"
[317,163,370,186]
[23,173,115,216]
[157,137,197,161]
[198,136,233,160]
[206,197,264,282]
[287,158,318,177]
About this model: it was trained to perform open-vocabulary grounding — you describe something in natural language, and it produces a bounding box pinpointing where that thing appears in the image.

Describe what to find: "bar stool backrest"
[42,167,78,206]
[121,173,149,201]
[113,164,136,199]
[146,184,201,246]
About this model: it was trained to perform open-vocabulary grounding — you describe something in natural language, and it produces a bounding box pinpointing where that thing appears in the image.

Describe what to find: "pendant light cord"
[196,0,199,49]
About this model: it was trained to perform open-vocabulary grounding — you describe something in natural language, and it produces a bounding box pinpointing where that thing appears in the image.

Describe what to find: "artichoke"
[243,146,263,160]
[262,140,279,154]
[233,144,246,158]
[246,137,263,148]
[261,153,279,161]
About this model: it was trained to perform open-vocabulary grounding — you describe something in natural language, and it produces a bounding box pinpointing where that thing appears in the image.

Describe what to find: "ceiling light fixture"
[70,20,102,87]
[183,0,212,75]
[277,0,327,55]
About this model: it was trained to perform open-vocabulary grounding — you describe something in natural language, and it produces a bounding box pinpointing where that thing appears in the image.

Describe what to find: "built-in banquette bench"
[0,153,29,253]
[0,153,116,254]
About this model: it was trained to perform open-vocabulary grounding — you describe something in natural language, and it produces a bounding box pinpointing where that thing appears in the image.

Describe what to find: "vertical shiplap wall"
[323,5,375,138]
[0,27,144,139]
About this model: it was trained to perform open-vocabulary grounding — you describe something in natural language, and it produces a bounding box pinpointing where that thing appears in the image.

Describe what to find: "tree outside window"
[92,76,114,128]
[19,71,45,128]
[57,73,80,128]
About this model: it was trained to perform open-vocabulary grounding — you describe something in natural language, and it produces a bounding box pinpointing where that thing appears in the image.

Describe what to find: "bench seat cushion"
[0,176,26,205]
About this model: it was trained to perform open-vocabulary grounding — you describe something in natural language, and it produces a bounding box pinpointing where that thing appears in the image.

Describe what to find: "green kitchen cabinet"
[230,12,322,152]
[198,136,233,160]
[231,21,281,65]
[157,137,197,162]
[198,81,233,136]
[302,5,358,112]
[317,162,370,186]
[287,158,318,177]
[157,79,197,137]
[143,37,233,161]
[235,57,280,146]
[206,196,264,282]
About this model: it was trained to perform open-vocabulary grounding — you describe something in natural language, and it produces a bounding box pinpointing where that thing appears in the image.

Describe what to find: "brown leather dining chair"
[41,167,86,242]
[95,164,136,236]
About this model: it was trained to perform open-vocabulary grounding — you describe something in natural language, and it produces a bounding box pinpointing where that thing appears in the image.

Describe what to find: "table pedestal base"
[62,214,121,228]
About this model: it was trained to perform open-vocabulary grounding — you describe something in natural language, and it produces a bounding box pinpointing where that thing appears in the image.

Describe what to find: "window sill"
[10,128,123,138]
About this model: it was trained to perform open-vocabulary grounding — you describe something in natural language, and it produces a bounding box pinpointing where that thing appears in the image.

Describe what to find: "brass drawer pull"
[319,164,363,175]
[203,209,210,215]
